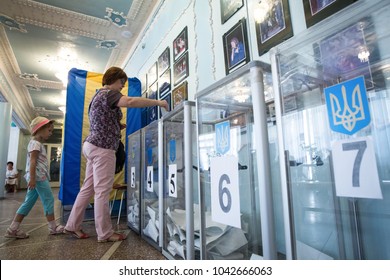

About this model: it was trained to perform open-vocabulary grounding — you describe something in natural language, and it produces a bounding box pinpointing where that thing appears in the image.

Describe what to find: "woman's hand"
[158,100,169,111]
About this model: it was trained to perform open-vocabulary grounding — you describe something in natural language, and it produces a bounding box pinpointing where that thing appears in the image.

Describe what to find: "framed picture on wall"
[223,18,250,75]
[173,52,189,85]
[303,0,358,28]
[158,47,170,75]
[141,73,147,94]
[318,22,373,88]
[220,0,244,24]
[159,69,171,98]
[160,92,172,117]
[173,27,188,61]
[254,0,293,56]
[147,62,157,85]
[147,82,158,123]
[172,81,188,109]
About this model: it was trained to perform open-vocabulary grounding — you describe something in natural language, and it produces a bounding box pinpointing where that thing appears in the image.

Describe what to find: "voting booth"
[161,101,198,260]
[195,61,277,260]
[270,0,390,259]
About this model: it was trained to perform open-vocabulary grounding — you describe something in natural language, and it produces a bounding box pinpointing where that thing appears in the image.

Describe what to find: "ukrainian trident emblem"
[215,120,230,155]
[324,76,371,135]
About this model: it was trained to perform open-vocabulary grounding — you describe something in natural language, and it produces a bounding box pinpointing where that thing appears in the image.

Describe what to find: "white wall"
[123,0,308,99]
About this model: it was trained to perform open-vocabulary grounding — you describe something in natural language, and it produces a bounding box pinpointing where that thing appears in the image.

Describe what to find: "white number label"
[168,164,177,198]
[146,165,153,192]
[130,166,136,189]
[210,155,241,228]
[332,136,382,199]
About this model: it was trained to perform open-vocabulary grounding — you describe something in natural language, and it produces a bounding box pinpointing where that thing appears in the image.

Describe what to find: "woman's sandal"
[64,229,90,239]
[98,232,126,243]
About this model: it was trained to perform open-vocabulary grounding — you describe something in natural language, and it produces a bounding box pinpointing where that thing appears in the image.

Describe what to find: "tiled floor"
[0,188,165,260]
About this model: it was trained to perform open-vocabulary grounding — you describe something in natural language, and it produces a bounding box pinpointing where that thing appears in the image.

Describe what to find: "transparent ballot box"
[141,120,162,250]
[270,0,390,260]
[161,101,198,260]
[196,61,277,260]
[127,129,142,233]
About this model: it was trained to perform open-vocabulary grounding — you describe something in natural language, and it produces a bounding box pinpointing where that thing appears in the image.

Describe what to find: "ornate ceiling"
[0,0,158,139]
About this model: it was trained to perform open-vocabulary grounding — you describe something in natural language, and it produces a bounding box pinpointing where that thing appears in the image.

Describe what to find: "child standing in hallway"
[4,117,64,239]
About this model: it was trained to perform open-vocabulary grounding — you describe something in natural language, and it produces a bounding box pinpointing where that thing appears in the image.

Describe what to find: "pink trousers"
[65,141,116,240]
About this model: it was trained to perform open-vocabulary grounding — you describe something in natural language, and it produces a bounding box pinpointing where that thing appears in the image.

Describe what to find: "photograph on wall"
[173,52,189,85]
[223,18,250,75]
[160,92,172,117]
[173,27,188,61]
[141,73,147,94]
[220,0,244,24]
[318,22,373,88]
[303,0,358,28]
[147,62,157,85]
[158,47,170,75]
[172,81,188,109]
[255,0,293,56]
[159,69,171,98]
[147,82,158,123]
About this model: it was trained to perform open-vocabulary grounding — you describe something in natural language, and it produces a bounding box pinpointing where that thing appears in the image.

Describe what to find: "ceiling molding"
[107,0,159,69]
[13,0,110,40]
[0,26,35,127]
[18,77,64,90]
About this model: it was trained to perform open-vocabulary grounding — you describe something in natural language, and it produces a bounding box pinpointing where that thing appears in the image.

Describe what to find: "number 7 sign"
[332,136,382,199]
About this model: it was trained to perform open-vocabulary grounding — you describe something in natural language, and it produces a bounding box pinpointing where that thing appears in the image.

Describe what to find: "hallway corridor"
[0,188,165,260]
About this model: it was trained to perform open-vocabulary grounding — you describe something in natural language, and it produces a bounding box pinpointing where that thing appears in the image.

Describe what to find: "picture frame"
[172,81,188,109]
[220,0,244,24]
[141,73,147,94]
[147,82,158,123]
[160,92,172,118]
[159,69,171,98]
[318,21,374,88]
[158,47,170,76]
[173,52,189,85]
[303,0,358,28]
[223,18,250,75]
[254,0,293,56]
[173,27,188,61]
[147,62,157,85]
[147,81,158,99]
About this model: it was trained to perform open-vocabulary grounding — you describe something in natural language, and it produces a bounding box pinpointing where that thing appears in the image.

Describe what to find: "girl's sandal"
[98,232,126,243]
[64,229,90,239]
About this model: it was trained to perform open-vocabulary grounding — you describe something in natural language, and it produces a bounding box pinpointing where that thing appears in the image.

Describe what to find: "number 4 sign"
[332,136,382,199]
[210,155,241,228]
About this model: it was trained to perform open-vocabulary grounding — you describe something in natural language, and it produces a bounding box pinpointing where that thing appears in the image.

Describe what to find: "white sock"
[48,220,57,230]
[9,221,20,231]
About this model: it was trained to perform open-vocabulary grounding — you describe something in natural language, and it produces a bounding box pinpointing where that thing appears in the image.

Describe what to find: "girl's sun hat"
[30,116,54,135]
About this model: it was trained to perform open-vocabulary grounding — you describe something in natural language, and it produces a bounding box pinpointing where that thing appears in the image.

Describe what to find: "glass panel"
[141,121,160,249]
[274,0,390,259]
[196,62,278,260]
[162,102,198,260]
[127,130,142,233]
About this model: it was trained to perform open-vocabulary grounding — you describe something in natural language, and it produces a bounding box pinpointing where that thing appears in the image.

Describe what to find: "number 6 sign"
[332,136,382,199]
[210,155,241,228]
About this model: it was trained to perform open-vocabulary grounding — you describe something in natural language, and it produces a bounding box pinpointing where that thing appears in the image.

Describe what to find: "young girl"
[5,117,64,239]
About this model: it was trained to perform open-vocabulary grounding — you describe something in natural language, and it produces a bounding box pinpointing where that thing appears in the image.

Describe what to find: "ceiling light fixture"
[358,46,370,63]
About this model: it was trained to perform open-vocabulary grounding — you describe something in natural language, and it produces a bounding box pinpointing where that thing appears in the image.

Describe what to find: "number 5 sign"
[210,155,241,228]
[332,136,382,199]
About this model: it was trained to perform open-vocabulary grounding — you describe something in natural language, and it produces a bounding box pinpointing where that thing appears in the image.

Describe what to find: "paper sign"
[210,155,241,228]
[146,165,154,192]
[332,136,382,199]
[168,164,177,198]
